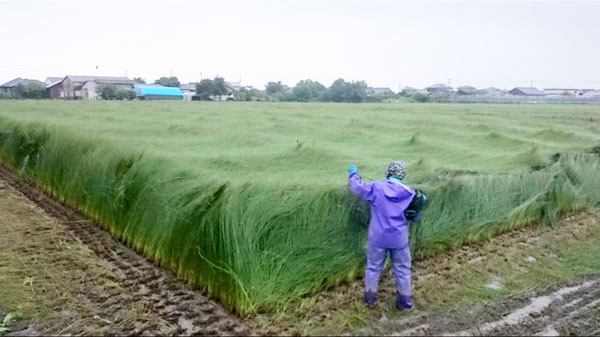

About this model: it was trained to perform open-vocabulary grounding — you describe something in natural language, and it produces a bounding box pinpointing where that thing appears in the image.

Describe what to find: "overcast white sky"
[1,0,599,91]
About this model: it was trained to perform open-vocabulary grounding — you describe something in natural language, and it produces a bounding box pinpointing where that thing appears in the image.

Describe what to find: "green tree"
[133,77,146,84]
[99,85,118,100]
[194,77,230,100]
[411,93,431,103]
[265,81,285,95]
[264,81,291,101]
[328,78,367,103]
[195,79,215,100]
[99,85,134,100]
[234,87,252,101]
[154,76,180,87]
[291,79,327,102]
[16,82,48,99]
[213,77,229,96]
[117,89,136,100]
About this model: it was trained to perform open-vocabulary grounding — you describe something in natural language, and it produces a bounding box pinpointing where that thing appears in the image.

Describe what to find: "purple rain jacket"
[349,173,416,249]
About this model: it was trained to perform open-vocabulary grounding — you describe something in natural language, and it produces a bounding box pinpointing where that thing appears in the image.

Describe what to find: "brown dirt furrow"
[0,163,249,336]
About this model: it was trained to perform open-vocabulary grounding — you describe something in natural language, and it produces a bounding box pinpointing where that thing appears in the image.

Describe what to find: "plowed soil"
[0,164,249,336]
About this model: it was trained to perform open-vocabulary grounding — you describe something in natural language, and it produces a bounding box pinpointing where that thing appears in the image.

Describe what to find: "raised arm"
[348,165,376,203]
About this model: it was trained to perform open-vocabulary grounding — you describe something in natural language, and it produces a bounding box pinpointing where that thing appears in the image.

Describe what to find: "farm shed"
[509,87,544,96]
[48,75,135,99]
[134,85,183,100]
[0,78,45,98]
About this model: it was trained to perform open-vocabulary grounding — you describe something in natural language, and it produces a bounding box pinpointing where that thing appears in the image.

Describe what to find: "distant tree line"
[268,79,368,102]
[187,77,398,103]
[254,78,380,103]
[0,75,417,103]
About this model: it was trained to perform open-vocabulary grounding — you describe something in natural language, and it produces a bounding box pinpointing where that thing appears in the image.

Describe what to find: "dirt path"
[352,276,600,336]
[0,164,249,336]
[343,211,600,336]
[249,208,600,335]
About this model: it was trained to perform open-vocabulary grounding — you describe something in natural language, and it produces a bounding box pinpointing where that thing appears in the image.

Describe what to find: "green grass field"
[0,101,599,314]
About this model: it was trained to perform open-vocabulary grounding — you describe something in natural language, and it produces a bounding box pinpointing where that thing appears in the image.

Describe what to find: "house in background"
[402,87,428,95]
[581,90,600,99]
[225,81,243,91]
[44,77,63,86]
[402,87,418,95]
[180,83,197,101]
[543,88,593,96]
[457,86,477,95]
[0,78,44,98]
[509,87,544,96]
[366,87,393,96]
[48,75,135,99]
[134,85,183,100]
[475,87,503,96]
[426,84,453,94]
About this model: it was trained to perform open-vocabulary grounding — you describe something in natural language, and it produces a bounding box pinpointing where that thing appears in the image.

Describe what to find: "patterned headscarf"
[385,161,407,180]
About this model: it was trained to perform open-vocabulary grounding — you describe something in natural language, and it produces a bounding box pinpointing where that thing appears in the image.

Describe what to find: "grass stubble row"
[0,104,599,315]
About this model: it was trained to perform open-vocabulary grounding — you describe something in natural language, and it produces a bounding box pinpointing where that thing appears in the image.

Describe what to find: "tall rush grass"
[0,118,599,314]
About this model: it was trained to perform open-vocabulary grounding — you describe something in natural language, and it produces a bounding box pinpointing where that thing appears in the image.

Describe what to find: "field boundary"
[0,161,249,336]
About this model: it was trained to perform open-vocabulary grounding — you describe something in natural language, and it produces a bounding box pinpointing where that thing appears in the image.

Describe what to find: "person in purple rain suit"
[348,161,416,310]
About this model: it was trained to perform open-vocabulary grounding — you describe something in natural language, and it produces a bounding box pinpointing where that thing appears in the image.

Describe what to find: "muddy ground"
[0,164,248,336]
[1,162,600,336]
[350,276,600,336]
[251,212,600,336]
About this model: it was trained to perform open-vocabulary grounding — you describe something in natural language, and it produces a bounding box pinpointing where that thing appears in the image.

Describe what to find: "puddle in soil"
[177,316,196,335]
[536,326,560,336]
[453,280,599,336]
[485,276,502,290]
[394,323,430,336]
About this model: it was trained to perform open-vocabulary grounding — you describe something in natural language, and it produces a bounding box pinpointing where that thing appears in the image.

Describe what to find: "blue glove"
[348,164,358,175]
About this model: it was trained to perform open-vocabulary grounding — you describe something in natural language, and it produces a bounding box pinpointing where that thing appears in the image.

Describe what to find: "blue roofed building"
[134,85,183,100]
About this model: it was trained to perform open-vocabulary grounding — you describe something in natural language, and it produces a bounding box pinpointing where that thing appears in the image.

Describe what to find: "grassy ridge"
[0,101,599,314]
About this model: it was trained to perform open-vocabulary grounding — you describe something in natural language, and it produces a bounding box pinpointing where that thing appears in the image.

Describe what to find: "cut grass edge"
[0,118,599,315]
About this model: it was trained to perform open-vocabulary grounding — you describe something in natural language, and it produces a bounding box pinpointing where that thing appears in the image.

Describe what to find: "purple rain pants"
[365,244,412,297]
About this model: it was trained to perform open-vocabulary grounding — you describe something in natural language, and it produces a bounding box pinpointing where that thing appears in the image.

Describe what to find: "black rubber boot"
[396,294,413,311]
[363,291,378,308]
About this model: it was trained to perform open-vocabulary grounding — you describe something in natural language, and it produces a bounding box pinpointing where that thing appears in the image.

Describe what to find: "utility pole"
[170,69,173,77]
[530,80,533,88]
